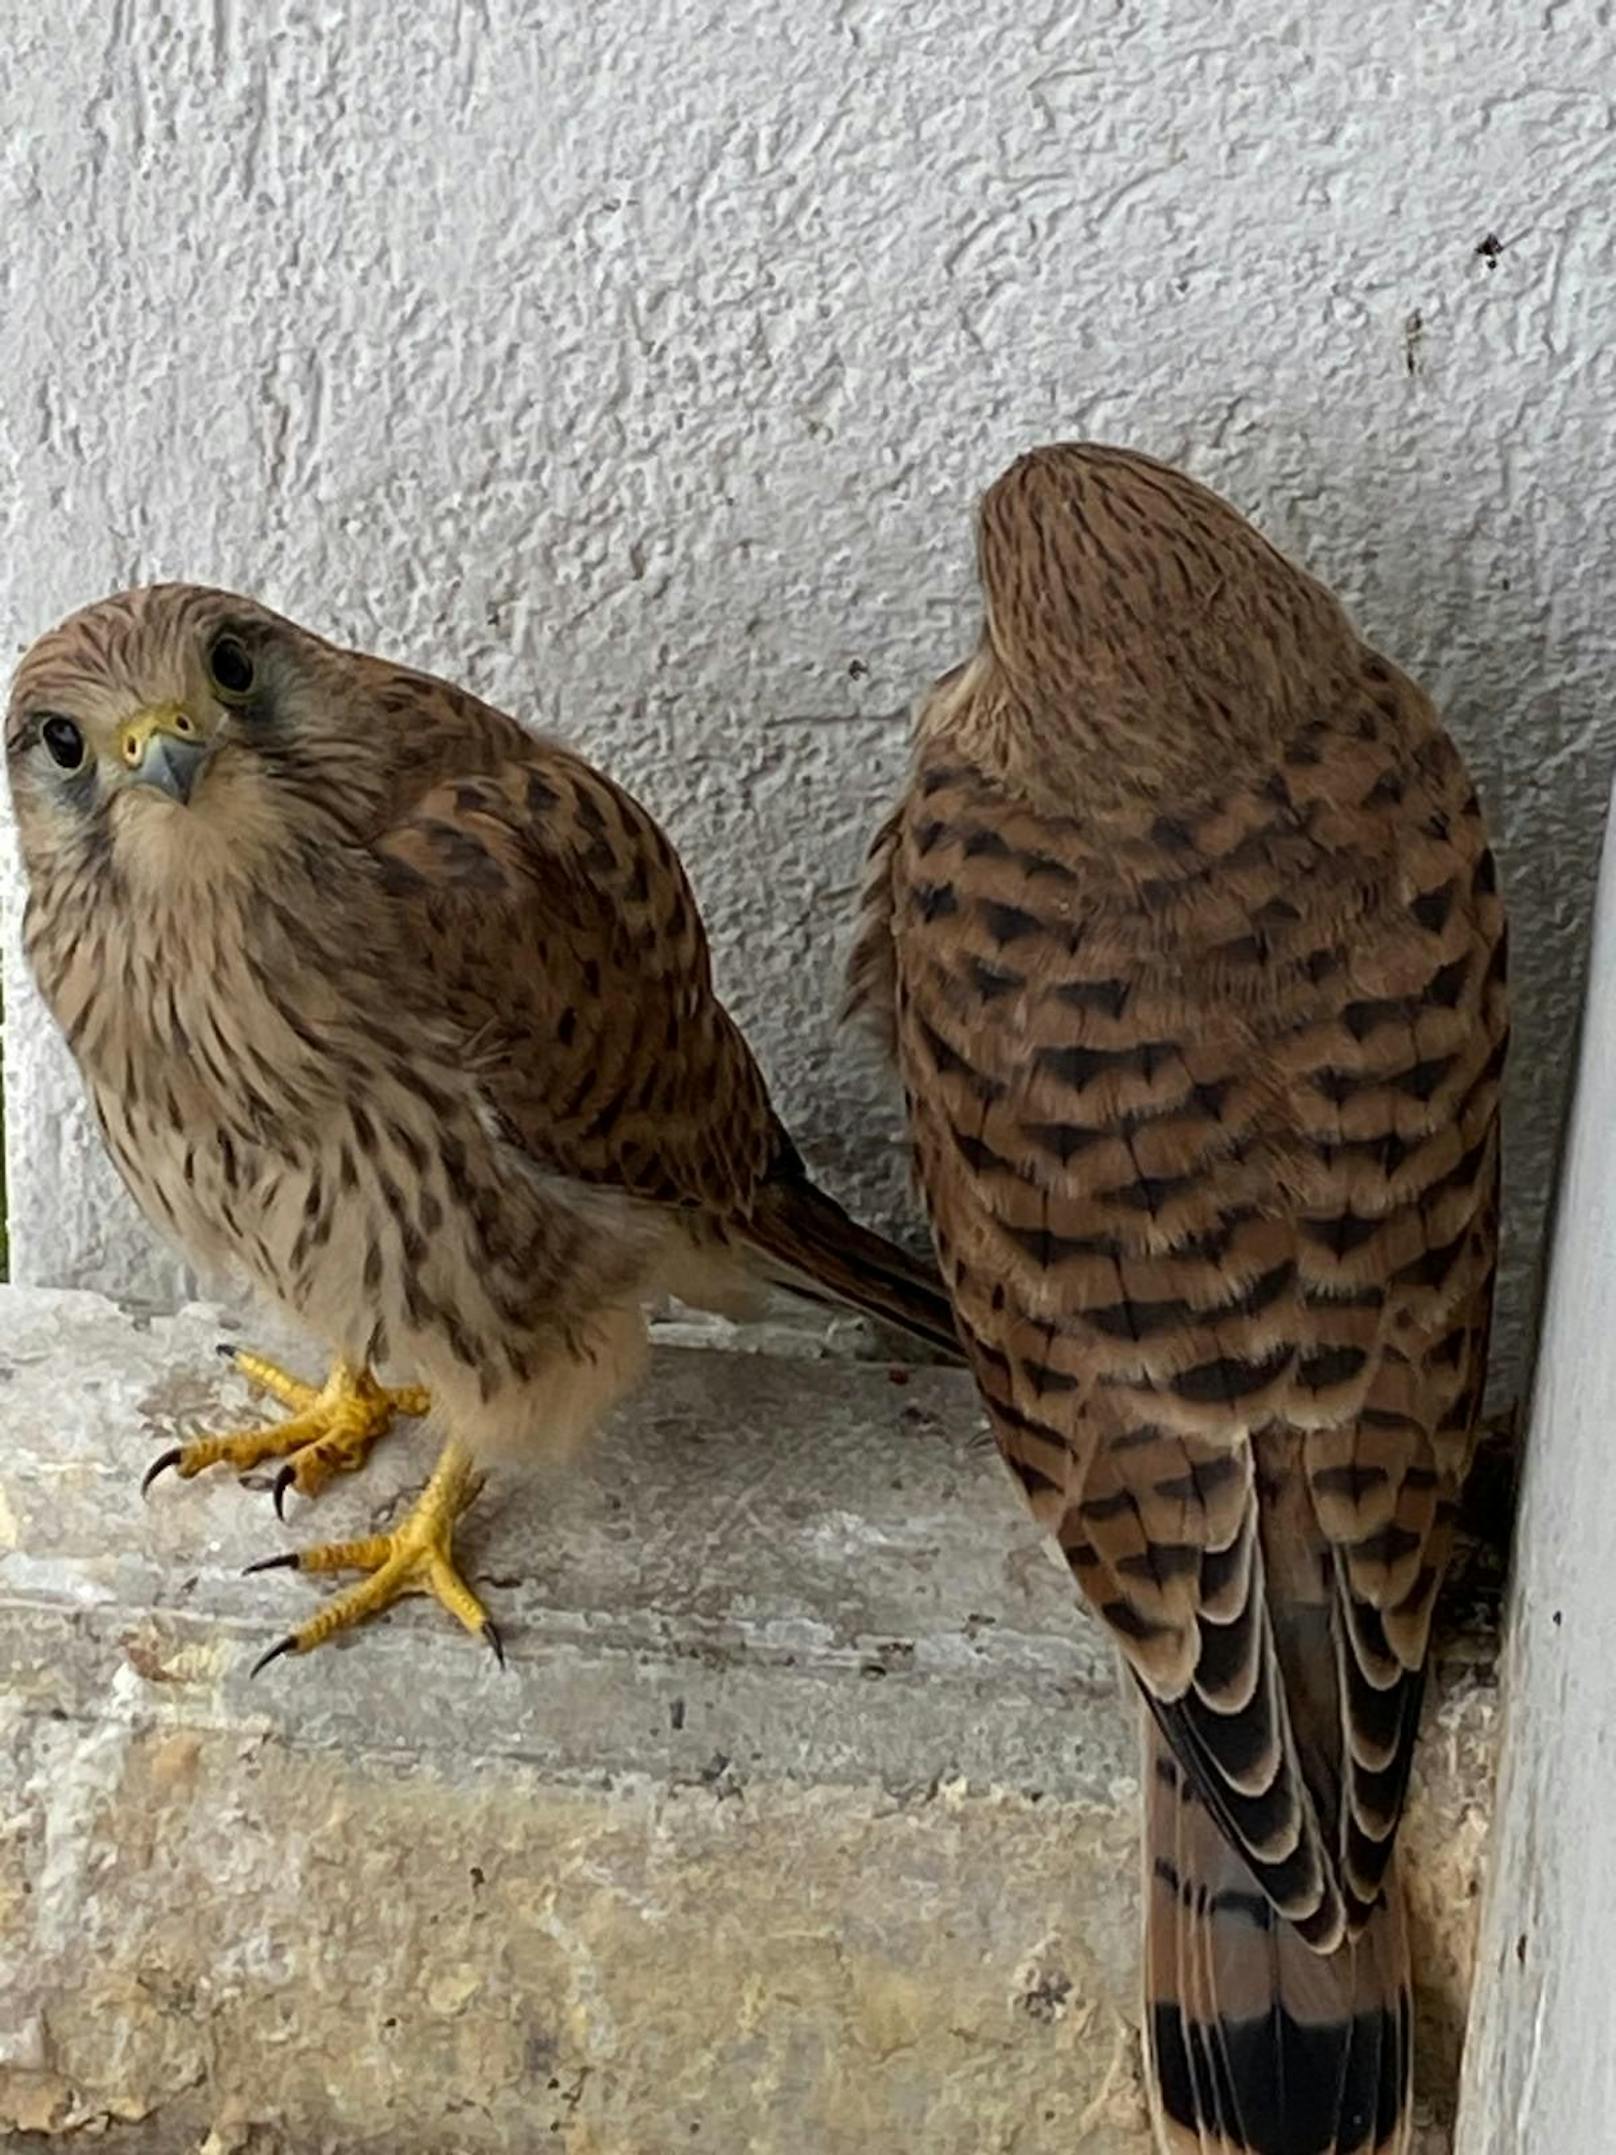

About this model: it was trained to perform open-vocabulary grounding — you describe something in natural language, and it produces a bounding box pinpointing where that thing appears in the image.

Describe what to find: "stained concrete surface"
[0,1289,1497,2152]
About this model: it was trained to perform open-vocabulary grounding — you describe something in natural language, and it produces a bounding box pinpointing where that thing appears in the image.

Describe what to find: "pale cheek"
[17,767,104,852]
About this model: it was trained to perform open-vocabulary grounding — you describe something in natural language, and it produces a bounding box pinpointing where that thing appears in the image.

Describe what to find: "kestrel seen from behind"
[850,444,1507,2153]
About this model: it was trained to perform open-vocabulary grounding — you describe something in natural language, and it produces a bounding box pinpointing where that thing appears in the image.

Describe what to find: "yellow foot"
[143,1350,431,1517]
[244,1439,503,1675]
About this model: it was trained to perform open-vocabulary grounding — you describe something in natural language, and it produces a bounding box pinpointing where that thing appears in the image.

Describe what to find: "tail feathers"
[1144,1724,1412,2155]
[744,1172,962,1363]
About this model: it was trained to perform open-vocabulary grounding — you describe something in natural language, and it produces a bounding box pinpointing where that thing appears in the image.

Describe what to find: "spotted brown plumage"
[6,584,958,1666]
[849,444,1506,2155]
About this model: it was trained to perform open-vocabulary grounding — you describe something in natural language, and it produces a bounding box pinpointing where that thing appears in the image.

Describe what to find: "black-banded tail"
[744,1168,962,1362]
[1145,1723,1412,2155]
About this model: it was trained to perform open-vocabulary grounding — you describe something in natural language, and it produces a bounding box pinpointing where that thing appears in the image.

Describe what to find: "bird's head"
[6,583,387,893]
[941,442,1366,805]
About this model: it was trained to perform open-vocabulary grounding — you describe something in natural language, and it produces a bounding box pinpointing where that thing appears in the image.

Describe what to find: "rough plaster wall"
[2,0,1612,1384]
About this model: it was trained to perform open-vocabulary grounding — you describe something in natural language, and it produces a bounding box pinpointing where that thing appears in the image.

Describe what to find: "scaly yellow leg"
[143,1350,431,1516]
[244,1438,502,1674]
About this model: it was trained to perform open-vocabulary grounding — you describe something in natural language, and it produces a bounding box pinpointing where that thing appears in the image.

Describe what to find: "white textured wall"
[3,1,1613,1384]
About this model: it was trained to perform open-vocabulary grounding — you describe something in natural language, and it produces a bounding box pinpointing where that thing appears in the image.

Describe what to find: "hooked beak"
[120,704,208,805]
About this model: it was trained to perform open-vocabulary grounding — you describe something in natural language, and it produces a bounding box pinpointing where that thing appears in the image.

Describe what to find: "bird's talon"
[249,1635,298,1679]
[273,1462,297,1520]
[242,1552,301,1576]
[142,1447,183,1496]
[483,1618,506,1669]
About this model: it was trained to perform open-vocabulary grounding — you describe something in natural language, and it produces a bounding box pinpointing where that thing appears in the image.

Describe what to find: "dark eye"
[206,633,255,698]
[40,716,85,770]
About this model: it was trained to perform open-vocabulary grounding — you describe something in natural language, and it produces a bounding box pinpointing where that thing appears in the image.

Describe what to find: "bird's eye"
[206,633,255,699]
[40,716,86,770]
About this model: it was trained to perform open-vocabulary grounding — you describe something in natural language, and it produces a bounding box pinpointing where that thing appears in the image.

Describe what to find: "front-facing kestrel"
[850,445,1507,2153]
[6,587,958,1668]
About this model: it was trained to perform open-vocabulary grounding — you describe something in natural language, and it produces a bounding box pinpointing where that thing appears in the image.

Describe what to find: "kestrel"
[6,586,958,1670]
[849,445,1506,2154]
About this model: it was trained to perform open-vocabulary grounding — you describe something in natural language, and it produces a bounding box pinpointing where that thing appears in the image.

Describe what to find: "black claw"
[272,1463,298,1520]
[242,1552,301,1576]
[142,1447,183,1496]
[215,1341,240,1364]
[483,1619,506,1670]
[248,1636,297,1679]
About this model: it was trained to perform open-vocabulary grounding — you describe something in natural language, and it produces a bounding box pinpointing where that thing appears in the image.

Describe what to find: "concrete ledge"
[0,1288,1498,2152]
